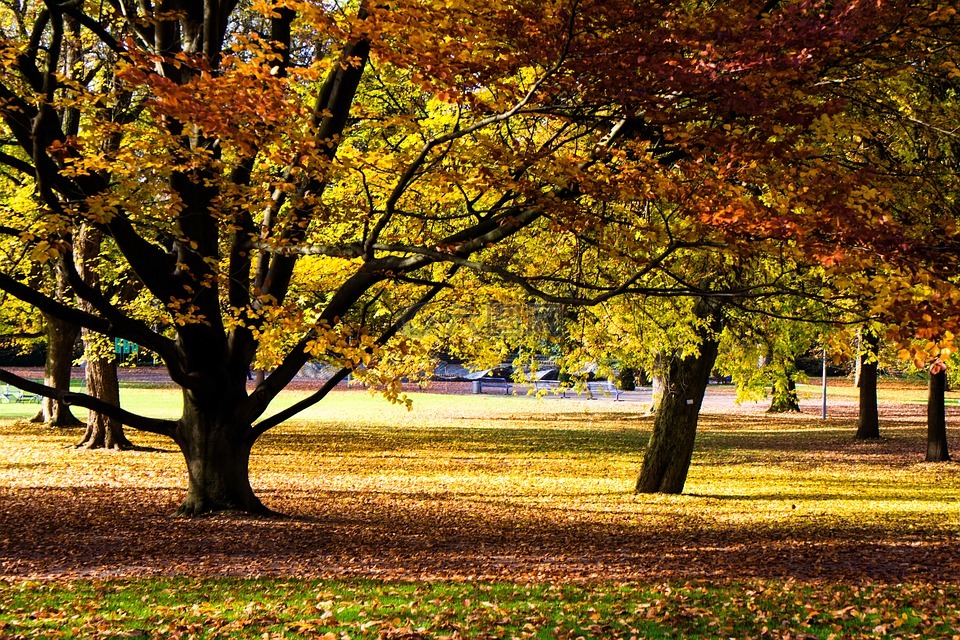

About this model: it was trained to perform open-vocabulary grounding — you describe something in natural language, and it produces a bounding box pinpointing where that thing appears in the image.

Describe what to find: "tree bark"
[74,224,132,449]
[30,314,82,427]
[855,328,880,439]
[173,387,268,516]
[637,310,722,494]
[76,352,131,450]
[647,371,663,416]
[926,363,950,462]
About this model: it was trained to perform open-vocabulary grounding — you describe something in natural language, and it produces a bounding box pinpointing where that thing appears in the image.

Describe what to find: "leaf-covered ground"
[0,384,958,637]
[1,386,957,582]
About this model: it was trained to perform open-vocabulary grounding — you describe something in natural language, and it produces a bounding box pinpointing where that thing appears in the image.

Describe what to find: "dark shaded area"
[0,344,45,367]
[0,485,958,584]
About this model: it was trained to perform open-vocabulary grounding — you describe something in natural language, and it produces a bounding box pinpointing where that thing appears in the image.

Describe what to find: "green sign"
[114,338,139,356]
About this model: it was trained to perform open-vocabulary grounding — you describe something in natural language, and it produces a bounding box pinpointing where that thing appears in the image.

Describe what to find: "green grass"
[1,382,959,638]
[1,577,957,638]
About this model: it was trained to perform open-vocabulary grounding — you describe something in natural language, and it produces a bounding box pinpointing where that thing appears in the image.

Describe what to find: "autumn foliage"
[0,0,957,514]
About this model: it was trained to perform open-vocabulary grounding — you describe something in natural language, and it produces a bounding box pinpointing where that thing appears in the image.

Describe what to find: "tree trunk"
[647,371,663,415]
[30,314,82,427]
[855,328,880,439]
[768,360,801,413]
[173,389,268,516]
[76,352,131,450]
[637,314,721,494]
[927,363,950,462]
[74,223,132,449]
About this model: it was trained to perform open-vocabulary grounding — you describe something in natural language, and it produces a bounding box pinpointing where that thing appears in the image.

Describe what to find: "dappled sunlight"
[1,391,959,583]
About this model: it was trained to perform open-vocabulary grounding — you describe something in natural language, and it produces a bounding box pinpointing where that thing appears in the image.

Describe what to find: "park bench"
[1,384,41,403]
[476,377,512,394]
[533,379,559,392]
[560,380,622,400]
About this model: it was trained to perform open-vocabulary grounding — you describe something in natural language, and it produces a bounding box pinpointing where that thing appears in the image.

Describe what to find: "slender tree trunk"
[174,387,268,516]
[30,314,82,427]
[768,359,801,413]
[74,224,132,449]
[855,328,880,439]
[927,363,950,462]
[76,351,131,450]
[637,309,722,494]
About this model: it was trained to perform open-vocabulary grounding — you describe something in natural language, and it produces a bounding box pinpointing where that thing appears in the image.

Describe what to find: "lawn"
[0,385,958,638]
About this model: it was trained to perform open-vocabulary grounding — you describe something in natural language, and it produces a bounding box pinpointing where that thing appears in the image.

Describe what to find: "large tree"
[0,0,951,514]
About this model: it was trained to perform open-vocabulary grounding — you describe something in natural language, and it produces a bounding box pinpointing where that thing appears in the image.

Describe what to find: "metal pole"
[821,346,828,419]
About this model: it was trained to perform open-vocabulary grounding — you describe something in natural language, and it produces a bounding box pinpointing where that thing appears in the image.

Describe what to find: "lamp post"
[821,345,828,419]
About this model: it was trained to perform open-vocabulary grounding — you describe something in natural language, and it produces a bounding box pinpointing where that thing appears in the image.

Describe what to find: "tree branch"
[248,269,456,436]
[0,271,114,334]
[0,367,177,437]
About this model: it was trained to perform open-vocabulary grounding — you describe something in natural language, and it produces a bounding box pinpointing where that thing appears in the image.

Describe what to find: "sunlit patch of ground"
[0,387,957,586]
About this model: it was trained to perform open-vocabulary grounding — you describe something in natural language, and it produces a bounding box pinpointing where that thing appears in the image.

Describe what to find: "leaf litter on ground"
[0,386,958,637]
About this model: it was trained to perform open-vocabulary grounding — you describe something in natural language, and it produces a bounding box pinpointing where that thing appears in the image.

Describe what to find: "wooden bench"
[560,380,622,400]
[477,377,512,394]
[532,379,559,392]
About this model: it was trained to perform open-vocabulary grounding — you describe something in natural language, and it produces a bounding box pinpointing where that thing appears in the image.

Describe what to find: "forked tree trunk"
[637,318,721,494]
[855,329,880,439]
[76,351,131,450]
[768,361,801,413]
[30,314,82,427]
[173,387,269,516]
[927,364,950,462]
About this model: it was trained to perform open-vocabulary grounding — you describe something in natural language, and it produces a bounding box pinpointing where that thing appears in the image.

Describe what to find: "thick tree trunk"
[768,361,801,413]
[76,352,131,450]
[855,329,880,439]
[637,320,721,494]
[647,371,663,415]
[30,314,82,427]
[173,389,268,516]
[927,364,950,462]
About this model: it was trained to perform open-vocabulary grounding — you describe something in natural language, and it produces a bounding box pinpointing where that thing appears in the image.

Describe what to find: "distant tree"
[855,327,882,440]
[926,359,950,462]
[74,223,130,450]
[635,298,723,494]
[30,267,82,428]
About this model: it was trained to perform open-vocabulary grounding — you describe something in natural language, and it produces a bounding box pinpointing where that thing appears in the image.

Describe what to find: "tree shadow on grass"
[1,485,958,584]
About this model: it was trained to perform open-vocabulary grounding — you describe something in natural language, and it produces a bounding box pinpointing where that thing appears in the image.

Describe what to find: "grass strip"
[1,578,958,638]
